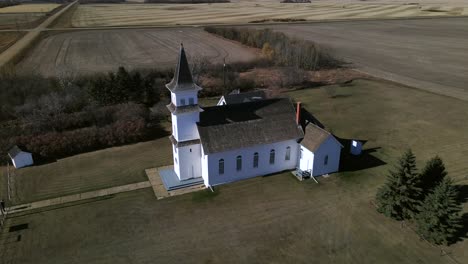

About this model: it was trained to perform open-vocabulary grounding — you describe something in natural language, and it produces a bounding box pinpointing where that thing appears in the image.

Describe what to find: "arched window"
[219,159,224,174]
[269,149,275,164]
[253,152,259,168]
[285,146,291,161]
[324,155,329,165]
[236,155,242,171]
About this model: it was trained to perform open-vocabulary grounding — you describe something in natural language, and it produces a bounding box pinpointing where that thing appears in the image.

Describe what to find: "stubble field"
[0,3,62,30]
[17,28,258,76]
[266,17,468,100]
[69,1,468,27]
[0,3,61,13]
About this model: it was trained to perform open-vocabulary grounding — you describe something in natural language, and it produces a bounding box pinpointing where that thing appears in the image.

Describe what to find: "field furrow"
[17,28,257,76]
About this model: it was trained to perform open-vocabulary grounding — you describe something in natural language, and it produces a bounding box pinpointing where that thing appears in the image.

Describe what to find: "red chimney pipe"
[296,102,301,125]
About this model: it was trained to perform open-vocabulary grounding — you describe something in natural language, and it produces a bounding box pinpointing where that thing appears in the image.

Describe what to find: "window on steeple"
[180,98,186,105]
[189,98,194,105]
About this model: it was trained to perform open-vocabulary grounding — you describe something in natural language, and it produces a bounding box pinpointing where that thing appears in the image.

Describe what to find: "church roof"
[197,98,304,154]
[165,44,202,93]
[300,124,342,152]
[223,90,267,104]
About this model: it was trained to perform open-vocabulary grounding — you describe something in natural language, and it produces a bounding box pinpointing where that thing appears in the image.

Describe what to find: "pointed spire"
[166,44,201,92]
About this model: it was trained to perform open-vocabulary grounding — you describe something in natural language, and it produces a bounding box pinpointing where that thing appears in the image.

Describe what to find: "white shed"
[298,124,342,177]
[8,145,33,169]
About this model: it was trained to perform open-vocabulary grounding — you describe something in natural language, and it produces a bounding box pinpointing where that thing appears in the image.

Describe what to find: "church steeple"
[166,44,202,92]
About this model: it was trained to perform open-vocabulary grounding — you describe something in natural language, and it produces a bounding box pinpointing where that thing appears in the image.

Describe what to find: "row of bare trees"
[204,27,343,71]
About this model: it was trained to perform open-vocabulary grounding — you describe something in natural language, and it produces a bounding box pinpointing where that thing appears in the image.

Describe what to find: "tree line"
[376,150,463,245]
[0,67,171,163]
[204,27,343,70]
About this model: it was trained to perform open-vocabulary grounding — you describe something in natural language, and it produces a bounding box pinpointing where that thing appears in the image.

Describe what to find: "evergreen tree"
[376,149,422,220]
[415,177,462,245]
[418,156,447,199]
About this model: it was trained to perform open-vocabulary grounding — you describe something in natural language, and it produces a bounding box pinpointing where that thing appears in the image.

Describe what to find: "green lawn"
[1,79,467,263]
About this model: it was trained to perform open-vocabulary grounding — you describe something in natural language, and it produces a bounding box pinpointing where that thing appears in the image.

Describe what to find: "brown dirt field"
[17,28,258,76]
[254,17,468,101]
[0,13,44,30]
[0,32,23,53]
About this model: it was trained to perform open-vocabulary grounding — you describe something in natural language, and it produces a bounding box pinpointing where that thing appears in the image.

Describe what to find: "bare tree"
[190,55,210,84]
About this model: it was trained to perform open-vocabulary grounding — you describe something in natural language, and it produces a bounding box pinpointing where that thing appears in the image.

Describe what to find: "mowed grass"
[289,79,468,186]
[1,79,467,263]
[71,2,468,27]
[0,4,61,13]
[11,137,172,204]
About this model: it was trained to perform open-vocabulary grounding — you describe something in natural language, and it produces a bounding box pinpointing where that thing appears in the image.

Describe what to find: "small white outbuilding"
[298,124,342,177]
[8,145,33,169]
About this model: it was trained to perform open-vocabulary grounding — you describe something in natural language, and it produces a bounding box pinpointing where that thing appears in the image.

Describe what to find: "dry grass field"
[69,1,468,27]
[0,3,62,30]
[0,32,23,53]
[1,79,467,263]
[0,3,61,13]
[0,13,44,29]
[17,28,258,76]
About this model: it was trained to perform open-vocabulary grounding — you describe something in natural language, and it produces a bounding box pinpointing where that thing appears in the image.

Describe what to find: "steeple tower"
[167,44,203,181]
[166,44,202,93]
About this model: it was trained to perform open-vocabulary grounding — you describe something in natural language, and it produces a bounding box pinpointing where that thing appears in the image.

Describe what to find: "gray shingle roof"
[165,45,202,92]
[223,90,267,104]
[8,145,24,159]
[300,124,342,151]
[169,135,201,147]
[197,98,304,154]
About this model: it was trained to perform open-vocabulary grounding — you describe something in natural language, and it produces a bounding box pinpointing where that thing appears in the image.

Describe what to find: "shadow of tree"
[444,184,468,245]
[451,212,468,245]
[456,184,468,204]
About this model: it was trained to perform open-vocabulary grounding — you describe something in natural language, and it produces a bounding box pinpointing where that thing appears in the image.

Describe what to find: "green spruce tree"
[418,156,447,199]
[415,177,462,245]
[376,149,422,220]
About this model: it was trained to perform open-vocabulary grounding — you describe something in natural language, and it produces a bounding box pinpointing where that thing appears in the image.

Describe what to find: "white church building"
[163,45,342,189]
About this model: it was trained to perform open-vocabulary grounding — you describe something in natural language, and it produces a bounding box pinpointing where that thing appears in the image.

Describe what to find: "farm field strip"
[0,3,61,13]
[17,28,258,76]
[69,2,468,27]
